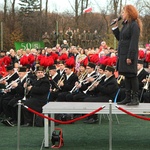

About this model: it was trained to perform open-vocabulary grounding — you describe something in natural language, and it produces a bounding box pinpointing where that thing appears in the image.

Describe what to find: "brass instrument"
[69,72,96,93]
[69,72,88,93]
[117,75,124,85]
[0,74,10,82]
[23,78,31,100]
[78,71,88,82]
[51,79,62,92]
[82,74,98,84]
[83,74,105,94]
[5,78,20,90]
[57,74,65,89]
[143,74,150,90]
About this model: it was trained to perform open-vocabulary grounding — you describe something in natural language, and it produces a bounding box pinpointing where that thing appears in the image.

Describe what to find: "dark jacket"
[61,73,78,92]
[138,69,149,90]
[113,20,140,76]
[24,76,50,112]
[49,73,60,90]
[95,75,119,100]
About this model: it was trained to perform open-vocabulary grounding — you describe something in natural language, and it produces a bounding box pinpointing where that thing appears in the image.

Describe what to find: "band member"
[56,60,78,102]
[137,60,149,102]
[22,66,50,126]
[0,65,19,117]
[57,60,66,77]
[48,65,61,102]
[83,65,118,124]
[143,75,150,103]
[1,67,28,126]
[65,61,88,101]
[69,62,97,102]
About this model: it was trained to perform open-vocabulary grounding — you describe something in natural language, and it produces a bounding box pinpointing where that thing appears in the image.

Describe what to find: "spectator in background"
[9,49,18,68]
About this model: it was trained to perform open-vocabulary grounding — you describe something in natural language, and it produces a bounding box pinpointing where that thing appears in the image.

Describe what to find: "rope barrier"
[24,105,105,124]
[116,105,150,121]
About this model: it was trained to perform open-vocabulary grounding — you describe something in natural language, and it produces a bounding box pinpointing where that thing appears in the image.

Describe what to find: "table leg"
[50,113,55,136]
[44,113,49,147]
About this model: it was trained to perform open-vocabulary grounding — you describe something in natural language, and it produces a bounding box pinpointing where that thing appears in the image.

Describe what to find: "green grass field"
[0,114,150,150]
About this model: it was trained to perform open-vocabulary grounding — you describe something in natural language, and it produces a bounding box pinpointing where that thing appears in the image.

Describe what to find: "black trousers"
[143,91,150,103]
[125,76,139,92]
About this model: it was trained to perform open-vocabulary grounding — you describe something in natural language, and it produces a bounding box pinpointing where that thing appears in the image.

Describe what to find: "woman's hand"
[126,58,132,65]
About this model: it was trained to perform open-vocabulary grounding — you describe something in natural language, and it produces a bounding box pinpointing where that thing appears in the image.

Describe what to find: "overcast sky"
[0,0,137,13]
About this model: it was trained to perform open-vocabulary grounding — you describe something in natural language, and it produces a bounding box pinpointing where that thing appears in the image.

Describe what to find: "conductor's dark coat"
[113,20,140,77]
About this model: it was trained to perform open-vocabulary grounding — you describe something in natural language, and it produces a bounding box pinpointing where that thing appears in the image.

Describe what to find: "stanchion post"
[17,100,22,150]
[109,100,112,150]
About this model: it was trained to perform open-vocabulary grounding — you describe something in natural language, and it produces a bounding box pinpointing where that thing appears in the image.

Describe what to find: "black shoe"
[84,118,98,124]
[21,123,32,127]
[2,119,14,127]
[126,101,139,106]
[12,120,17,126]
[117,99,131,105]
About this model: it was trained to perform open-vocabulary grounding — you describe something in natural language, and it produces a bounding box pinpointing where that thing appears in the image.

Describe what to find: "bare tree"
[3,0,7,22]
[12,0,16,21]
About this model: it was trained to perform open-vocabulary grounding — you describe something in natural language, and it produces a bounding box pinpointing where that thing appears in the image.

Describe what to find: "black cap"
[48,65,56,70]
[80,62,86,68]
[105,65,115,73]
[99,64,106,71]
[6,65,13,71]
[87,62,95,69]
[58,60,65,64]
[18,67,27,72]
[36,66,45,72]
[138,59,144,65]
[65,64,73,69]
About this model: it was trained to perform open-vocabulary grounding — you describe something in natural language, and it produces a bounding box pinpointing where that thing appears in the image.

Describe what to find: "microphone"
[110,16,122,26]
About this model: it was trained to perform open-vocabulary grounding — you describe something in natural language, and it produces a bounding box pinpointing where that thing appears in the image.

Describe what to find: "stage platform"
[42,102,150,148]
[43,102,150,114]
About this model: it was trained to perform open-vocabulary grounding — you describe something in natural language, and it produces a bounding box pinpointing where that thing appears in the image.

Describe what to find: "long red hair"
[123,5,143,37]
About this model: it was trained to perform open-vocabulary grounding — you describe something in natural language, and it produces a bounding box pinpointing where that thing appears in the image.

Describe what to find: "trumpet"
[83,74,105,94]
[23,78,31,100]
[0,74,10,82]
[82,74,98,84]
[50,78,62,92]
[69,82,79,93]
[143,74,150,90]
[5,78,20,90]
[57,74,65,88]
[69,72,88,93]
